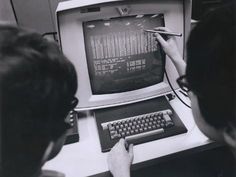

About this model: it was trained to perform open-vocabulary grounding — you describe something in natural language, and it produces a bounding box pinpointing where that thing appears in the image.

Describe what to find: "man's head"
[0,25,77,176]
[186,4,235,142]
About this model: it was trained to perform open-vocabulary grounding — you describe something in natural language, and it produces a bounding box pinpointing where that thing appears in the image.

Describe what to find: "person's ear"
[223,125,236,148]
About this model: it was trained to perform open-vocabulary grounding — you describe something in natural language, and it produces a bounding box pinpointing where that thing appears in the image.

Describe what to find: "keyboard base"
[95,96,187,152]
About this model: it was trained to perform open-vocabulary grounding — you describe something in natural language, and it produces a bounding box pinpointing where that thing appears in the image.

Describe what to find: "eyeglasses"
[176,75,191,92]
[70,97,78,110]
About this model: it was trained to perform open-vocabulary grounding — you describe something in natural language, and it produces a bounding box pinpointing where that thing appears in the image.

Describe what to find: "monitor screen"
[83,14,165,94]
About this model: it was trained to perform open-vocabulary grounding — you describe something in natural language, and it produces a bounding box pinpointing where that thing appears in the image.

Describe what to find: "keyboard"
[101,109,174,142]
[95,96,187,152]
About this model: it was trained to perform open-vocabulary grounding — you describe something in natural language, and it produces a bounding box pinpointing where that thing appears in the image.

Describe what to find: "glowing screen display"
[83,14,165,94]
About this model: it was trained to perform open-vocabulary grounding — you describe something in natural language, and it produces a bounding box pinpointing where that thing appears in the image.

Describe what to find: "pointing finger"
[154,27,172,32]
[154,33,167,47]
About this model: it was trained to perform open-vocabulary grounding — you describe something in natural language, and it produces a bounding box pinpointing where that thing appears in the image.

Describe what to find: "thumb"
[119,138,126,147]
[128,144,134,160]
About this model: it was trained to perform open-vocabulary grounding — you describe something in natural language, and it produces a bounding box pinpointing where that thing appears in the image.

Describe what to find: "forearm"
[154,30,186,76]
[111,167,131,177]
[170,55,186,76]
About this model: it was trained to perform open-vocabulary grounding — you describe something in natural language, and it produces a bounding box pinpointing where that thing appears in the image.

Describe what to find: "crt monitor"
[56,0,191,111]
[83,14,165,94]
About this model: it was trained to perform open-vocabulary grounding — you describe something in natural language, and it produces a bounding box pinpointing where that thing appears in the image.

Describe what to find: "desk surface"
[43,92,216,177]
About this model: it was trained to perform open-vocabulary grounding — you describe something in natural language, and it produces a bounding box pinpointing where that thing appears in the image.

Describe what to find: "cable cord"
[10,0,18,25]
[164,70,191,108]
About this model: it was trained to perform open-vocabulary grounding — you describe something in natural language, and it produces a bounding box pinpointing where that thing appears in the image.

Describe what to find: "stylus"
[144,29,182,37]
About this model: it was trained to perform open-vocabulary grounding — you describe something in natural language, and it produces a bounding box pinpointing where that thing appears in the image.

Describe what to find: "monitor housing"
[56,0,191,111]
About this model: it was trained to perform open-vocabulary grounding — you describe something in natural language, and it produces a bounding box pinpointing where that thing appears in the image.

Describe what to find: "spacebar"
[125,128,164,142]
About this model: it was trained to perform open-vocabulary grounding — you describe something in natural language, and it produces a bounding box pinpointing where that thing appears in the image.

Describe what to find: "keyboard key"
[111,132,119,140]
[110,130,115,135]
[166,121,174,128]
[163,114,172,122]
[125,128,164,142]
[166,109,173,115]
[121,132,126,137]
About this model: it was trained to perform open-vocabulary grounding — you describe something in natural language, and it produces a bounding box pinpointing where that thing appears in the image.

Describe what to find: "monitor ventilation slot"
[80,7,101,13]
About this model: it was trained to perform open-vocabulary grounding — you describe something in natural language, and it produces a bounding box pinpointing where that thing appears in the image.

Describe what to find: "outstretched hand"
[107,139,134,177]
[154,27,186,76]
[154,27,182,61]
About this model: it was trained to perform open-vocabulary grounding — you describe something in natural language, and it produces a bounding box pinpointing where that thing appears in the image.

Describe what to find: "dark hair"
[0,25,77,177]
[186,4,235,129]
